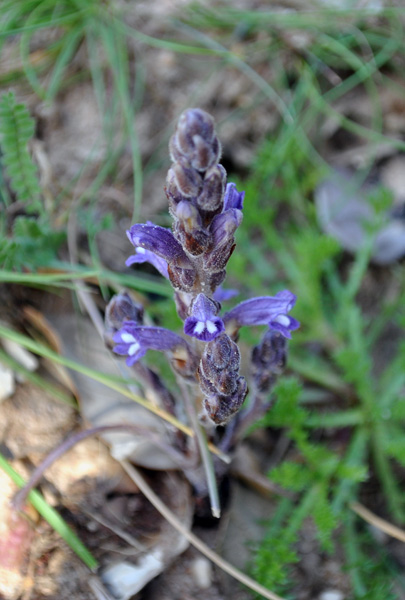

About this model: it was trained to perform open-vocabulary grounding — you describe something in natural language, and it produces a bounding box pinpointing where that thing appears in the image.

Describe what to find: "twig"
[350,501,405,544]
[80,506,146,552]
[120,461,287,600]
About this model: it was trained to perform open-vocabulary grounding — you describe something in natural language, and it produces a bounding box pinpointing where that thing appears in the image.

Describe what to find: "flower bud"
[177,109,215,150]
[203,377,248,426]
[173,109,221,171]
[206,269,227,292]
[175,201,202,233]
[203,240,236,273]
[251,330,287,395]
[168,264,197,292]
[198,333,247,424]
[171,160,203,198]
[104,293,144,348]
[165,168,184,211]
[196,165,226,213]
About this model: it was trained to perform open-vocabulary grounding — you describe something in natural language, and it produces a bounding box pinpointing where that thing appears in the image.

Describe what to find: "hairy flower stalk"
[106,109,299,513]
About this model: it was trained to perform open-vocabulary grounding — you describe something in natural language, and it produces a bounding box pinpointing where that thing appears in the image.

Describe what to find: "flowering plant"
[108,109,298,424]
[105,109,299,511]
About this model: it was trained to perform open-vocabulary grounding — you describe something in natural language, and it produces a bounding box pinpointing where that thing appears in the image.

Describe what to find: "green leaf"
[269,460,312,492]
[312,486,337,553]
[385,436,405,468]
[269,377,306,428]
[335,462,368,483]
[0,91,42,209]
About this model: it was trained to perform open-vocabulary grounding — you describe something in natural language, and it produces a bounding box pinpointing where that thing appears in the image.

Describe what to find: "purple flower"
[184,293,225,342]
[223,290,300,339]
[126,224,192,269]
[224,183,245,211]
[113,322,189,366]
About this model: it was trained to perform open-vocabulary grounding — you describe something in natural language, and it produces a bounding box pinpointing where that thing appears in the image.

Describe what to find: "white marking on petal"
[136,247,146,254]
[274,315,290,327]
[206,320,217,334]
[128,342,140,356]
[121,332,137,343]
[194,321,205,335]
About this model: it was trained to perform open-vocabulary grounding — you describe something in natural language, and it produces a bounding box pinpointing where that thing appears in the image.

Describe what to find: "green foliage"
[311,485,337,553]
[0,93,66,270]
[0,217,65,270]
[343,513,402,599]
[251,497,300,595]
[270,461,312,493]
[248,187,405,593]
[244,54,405,588]
[0,91,42,212]
[385,435,405,468]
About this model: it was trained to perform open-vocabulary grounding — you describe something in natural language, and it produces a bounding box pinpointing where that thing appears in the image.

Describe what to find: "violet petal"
[223,183,245,211]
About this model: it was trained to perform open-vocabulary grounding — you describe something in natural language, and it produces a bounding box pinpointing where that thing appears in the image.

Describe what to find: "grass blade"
[0,451,98,571]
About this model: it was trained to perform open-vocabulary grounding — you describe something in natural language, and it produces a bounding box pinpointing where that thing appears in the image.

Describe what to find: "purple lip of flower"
[223,183,245,211]
[223,290,300,339]
[268,315,300,339]
[184,293,225,342]
[126,248,170,279]
[126,224,193,269]
[113,322,190,366]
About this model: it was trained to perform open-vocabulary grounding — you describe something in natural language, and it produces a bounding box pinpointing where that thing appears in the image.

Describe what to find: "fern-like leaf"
[0,217,65,270]
[0,91,42,212]
[312,485,337,553]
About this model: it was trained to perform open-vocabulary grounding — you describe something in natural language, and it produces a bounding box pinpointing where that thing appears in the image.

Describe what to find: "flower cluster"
[108,108,299,426]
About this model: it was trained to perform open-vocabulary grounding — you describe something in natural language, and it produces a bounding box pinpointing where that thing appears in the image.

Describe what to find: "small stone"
[319,590,344,600]
[190,557,212,589]
[0,362,14,402]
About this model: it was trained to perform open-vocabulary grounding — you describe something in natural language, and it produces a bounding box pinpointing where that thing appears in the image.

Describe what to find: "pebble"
[190,557,212,589]
[319,591,344,600]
